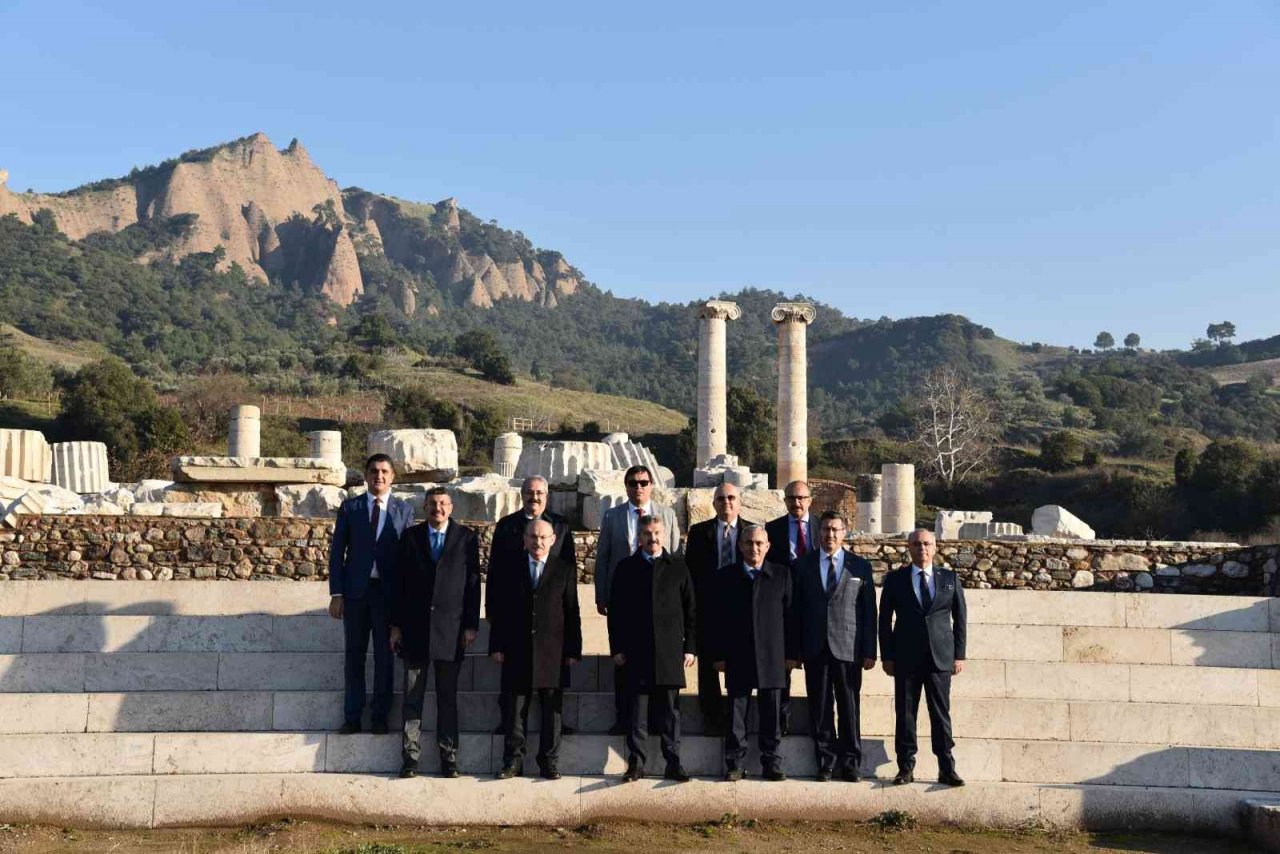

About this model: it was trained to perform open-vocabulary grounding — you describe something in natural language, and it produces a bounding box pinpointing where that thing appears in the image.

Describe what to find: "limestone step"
[0,773,1263,833]
[4,689,1278,751]
[0,732,1277,794]
[3,582,1277,633]
[5,652,1279,709]
[5,613,1277,668]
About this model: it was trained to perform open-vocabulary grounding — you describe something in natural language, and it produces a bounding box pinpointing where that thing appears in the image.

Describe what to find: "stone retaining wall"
[0,516,1274,596]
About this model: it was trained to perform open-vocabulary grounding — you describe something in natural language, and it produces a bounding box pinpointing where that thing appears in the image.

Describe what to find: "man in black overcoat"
[786,511,876,781]
[764,479,817,735]
[608,514,696,783]
[878,527,967,787]
[488,475,575,734]
[711,524,793,781]
[487,518,582,779]
[683,482,750,737]
[390,487,480,778]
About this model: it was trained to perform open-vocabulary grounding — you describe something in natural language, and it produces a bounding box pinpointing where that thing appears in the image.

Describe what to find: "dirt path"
[0,816,1253,853]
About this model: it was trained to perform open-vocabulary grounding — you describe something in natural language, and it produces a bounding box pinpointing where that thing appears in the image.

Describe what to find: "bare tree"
[910,368,998,487]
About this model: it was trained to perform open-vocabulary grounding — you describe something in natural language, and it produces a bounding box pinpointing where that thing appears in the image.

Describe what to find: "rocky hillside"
[0,133,581,312]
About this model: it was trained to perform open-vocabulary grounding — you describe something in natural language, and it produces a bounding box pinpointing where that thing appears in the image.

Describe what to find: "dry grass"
[1203,357,1280,387]
[0,324,109,369]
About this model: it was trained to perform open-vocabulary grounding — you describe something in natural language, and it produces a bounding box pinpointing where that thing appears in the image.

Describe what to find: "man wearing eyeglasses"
[764,480,817,736]
[594,464,681,735]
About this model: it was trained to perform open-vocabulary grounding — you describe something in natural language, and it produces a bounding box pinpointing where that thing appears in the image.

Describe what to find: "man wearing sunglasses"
[594,464,681,735]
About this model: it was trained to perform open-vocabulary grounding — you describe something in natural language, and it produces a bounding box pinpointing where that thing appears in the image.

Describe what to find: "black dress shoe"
[664,764,691,783]
[539,765,561,780]
[724,766,744,782]
[893,768,914,785]
[938,770,966,787]
[815,767,833,782]
[763,766,786,782]
[562,723,577,735]
[623,760,644,782]
[398,762,418,779]
[337,721,361,735]
[841,766,862,783]
[369,720,389,735]
[496,763,521,779]
[607,723,628,736]
[441,762,461,779]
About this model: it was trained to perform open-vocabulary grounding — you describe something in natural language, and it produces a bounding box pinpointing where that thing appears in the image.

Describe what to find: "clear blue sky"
[3,1,1277,350]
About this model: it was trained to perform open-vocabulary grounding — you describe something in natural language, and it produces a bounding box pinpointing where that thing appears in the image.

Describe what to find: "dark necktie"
[919,571,933,611]
[796,520,808,558]
[370,498,381,538]
[826,556,838,593]
[720,525,732,567]
[431,530,443,562]
[746,566,760,583]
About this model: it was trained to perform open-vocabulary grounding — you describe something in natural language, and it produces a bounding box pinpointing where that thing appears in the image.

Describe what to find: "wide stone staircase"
[1,581,1278,835]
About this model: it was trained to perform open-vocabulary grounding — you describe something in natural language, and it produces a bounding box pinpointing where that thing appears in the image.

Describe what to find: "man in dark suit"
[765,479,817,735]
[711,524,793,782]
[488,475,576,735]
[608,515,696,783]
[878,527,967,787]
[594,464,681,735]
[327,453,415,735]
[390,487,480,778]
[683,482,750,736]
[490,476,575,568]
[487,518,582,780]
[787,511,877,781]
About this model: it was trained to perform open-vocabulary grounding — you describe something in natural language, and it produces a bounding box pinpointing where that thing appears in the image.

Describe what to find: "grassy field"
[380,356,689,435]
[1204,356,1280,388]
[0,325,109,369]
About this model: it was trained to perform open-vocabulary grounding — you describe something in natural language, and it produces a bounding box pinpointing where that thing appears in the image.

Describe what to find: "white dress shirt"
[625,502,652,551]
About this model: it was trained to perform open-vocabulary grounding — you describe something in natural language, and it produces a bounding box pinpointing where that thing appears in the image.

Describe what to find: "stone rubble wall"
[0,516,1274,596]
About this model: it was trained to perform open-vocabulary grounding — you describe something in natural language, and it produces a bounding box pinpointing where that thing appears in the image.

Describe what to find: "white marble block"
[50,442,110,493]
[0,429,51,482]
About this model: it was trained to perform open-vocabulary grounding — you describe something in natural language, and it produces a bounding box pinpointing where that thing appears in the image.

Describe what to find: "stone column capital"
[771,302,817,325]
[698,300,742,322]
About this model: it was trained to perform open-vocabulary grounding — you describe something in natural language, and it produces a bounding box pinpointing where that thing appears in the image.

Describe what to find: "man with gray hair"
[683,482,751,736]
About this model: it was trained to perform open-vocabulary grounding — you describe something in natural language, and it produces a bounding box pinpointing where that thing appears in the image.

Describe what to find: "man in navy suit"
[328,453,415,734]
[787,511,877,781]
[878,527,967,786]
[765,479,818,736]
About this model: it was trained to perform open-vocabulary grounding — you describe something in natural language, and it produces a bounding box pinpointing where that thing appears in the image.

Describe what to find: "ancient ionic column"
[854,473,882,534]
[696,300,742,467]
[227,405,261,458]
[771,302,817,488]
[881,463,916,535]
[493,432,523,478]
[50,441,110,493]
[306,430,343,465]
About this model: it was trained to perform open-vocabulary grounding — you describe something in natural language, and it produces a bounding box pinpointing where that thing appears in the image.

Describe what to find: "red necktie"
[796,520,807,558]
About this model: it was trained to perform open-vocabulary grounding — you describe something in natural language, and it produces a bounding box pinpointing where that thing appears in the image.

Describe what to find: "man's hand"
[953,660,965,675]
[463,629,477,648]
[328,596,344,620]
[882,660,895,677]
[612,653,627,666]
[861,658,876,671]
[490,652,504,664]
[596,605,608,616]
[683,654,696,668]
[564,657,579,666]
[389,625,402,654]
[714,660,726,673]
